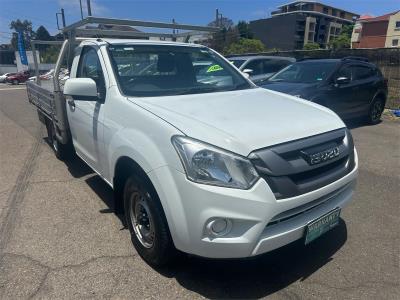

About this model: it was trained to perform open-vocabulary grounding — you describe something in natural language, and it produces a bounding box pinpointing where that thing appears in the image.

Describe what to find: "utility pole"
[79,0,84,19]
[215,9,223,28]
[86,0,92,16]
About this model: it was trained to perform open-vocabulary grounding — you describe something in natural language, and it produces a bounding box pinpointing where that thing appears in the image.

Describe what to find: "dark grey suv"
[262,57,388,124]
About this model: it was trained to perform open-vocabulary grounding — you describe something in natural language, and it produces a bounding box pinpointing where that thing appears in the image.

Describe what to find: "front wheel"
[123,175,177,266]
[368,98,384,125]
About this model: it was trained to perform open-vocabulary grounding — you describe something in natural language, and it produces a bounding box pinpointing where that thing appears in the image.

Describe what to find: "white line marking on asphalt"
[0,87,27,91]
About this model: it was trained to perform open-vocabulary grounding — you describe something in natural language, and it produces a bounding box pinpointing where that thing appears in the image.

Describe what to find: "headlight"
[172,136,259,189]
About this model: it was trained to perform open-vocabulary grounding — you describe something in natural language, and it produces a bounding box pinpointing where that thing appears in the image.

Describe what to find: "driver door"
[66,45,106,173]
[324,64,356,118]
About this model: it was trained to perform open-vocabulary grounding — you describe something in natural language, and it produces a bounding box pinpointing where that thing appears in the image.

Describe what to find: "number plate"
[305,208,341,245]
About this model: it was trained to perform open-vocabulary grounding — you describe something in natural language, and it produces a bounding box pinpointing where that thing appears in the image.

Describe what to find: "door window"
[77,46,106,98]
[335,65,352,81]
[244,59,264,75]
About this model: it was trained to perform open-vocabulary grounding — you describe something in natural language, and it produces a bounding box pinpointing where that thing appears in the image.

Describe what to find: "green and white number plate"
[305,208,341,244]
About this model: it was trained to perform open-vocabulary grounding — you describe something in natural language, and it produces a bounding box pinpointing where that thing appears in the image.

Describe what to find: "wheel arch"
[372,90,387,106]
[113,156,154,214]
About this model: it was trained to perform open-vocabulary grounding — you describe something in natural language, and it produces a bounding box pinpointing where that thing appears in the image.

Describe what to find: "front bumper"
[148,148,358,258]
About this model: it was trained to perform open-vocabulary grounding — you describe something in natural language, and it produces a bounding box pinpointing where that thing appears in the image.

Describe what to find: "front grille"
[249,128,355,199]
[266,183,350,227]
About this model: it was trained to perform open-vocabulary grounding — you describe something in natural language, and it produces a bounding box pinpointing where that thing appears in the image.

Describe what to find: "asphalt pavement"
[0,83,399,299]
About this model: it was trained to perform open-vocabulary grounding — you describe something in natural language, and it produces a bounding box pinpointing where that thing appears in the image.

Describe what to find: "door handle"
[67,99,75,108]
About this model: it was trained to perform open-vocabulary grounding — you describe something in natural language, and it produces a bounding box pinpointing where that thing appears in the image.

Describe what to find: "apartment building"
[352,11,400,48]
[249,1,359,50]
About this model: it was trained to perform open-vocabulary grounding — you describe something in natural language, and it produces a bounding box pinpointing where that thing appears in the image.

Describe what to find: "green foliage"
[206,27,240,53]
[328,25,354,50]
[36,26,52,41]
[237,21,253,39]
[223,38,266,55]
[40,45,61,63]
[303,42,321,50]
[35,26,54,52]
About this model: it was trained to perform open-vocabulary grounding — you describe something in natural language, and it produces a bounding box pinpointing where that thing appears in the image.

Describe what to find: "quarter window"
[352,66,374,80]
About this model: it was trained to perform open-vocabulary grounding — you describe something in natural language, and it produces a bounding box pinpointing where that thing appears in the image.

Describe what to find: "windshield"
[108,45,251,97]
[230,59,246,68]
[269,61,338,83]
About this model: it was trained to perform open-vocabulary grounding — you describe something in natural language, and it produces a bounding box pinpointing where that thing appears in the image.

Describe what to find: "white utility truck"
[27,17,358,266]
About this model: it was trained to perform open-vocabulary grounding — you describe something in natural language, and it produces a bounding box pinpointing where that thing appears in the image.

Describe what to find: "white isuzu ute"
[27,17,358,266]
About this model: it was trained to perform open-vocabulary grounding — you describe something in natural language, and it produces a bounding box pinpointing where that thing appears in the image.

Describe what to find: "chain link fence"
[227,48,400,109]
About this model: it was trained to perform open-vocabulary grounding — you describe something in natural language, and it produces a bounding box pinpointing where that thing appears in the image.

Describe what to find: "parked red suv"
[6,71,30,85]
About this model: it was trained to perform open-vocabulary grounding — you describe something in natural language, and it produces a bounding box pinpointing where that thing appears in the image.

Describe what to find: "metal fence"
[229,48,400,109]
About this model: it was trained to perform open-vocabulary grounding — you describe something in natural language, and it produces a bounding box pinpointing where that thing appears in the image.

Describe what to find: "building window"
[393,39,399,47]
[340,12,345,18]
[395,21,400,29]
[332,9,337,16]
[323,7,329,14]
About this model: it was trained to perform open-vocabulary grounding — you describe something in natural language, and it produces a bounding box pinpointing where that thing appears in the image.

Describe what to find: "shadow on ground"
[62,155,348,299]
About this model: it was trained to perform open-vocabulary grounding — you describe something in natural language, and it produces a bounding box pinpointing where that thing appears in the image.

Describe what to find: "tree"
[36,26,52,41]
[303,42,321,50]
[237,21,253,39]
[328,25,354,50]
[9,19,34,50]
[205,27,240,53]
[40,45,61,63]
[208,17,234,29]
[223,38,266,55]
[35,25,54,53]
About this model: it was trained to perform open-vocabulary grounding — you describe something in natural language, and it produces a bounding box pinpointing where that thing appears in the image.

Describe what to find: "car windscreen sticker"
[207,64,223,73]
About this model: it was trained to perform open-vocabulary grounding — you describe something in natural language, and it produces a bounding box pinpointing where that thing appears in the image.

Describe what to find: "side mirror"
[242,68,253,75]
[64,78,98,100]
[242,72,250,79]
[335,76,350,85]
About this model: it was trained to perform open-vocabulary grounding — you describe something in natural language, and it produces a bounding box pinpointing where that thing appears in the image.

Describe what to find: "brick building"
[351,11,400,48]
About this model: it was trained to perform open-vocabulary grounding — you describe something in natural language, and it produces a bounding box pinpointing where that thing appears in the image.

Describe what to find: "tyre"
[12,79,19,85]
[45,119,73,160]
[123,174,177,266]
[368,98,384,125]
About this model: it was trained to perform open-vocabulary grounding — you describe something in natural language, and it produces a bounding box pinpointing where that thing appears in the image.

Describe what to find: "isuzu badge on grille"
[302,146,340,165]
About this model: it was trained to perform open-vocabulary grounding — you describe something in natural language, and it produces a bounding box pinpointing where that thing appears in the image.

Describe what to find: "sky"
[0,0,399,43]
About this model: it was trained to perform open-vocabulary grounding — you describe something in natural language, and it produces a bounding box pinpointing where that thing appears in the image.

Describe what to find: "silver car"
[228,55,295,85]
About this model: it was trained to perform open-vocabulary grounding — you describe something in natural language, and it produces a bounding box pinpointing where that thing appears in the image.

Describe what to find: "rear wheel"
[123,174,176,266]
[45,119,73,160]
[368,98,384,125]
[12,79,19,85]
